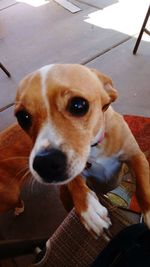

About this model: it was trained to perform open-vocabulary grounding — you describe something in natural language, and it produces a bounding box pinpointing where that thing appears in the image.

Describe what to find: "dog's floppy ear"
[90,68,118,102]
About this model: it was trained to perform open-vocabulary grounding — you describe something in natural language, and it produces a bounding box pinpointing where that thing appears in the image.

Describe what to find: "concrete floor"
[0,0,150,265]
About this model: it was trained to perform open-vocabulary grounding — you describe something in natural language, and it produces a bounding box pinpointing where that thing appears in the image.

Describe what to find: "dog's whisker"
[31,178,36,194]
[1,171,27,192]
[5,166,30,189]
[26,176,36,194]
[0,167,30,191]
[21,169,31,183]
[1,156,29,162]
[15,165,29,178]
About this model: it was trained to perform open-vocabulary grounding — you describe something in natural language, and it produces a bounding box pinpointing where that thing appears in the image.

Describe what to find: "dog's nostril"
[33,149,67,182]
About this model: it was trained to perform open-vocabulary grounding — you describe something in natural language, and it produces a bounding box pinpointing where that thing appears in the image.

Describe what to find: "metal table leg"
[0,62,11,77]
[133,5,150,55]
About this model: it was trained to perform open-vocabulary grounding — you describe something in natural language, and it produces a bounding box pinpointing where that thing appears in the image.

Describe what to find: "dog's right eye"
[15,110,32,130]
[67,97,89,117]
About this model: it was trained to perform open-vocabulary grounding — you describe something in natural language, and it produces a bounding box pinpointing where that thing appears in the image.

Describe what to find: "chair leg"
[0,62,11,77]
[133,5,150,55]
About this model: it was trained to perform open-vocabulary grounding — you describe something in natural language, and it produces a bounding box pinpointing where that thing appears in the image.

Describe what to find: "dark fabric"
[91,223,150,267]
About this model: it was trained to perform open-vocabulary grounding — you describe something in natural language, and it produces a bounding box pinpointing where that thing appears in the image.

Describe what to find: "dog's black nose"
[33,149,67,183]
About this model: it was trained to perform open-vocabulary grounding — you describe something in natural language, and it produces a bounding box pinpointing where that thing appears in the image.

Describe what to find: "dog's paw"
[80,191,111,238]
[14,200,24,216]
[144,210,150,229]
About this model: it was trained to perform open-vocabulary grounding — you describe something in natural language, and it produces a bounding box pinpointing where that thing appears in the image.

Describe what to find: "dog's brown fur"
[0,64,150,237]
[0,124,31,214]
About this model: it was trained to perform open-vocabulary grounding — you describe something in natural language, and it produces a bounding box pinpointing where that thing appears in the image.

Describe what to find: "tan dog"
[1,64,150,237]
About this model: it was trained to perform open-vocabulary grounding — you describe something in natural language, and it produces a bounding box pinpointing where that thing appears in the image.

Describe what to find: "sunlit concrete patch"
[16,0,49,7]
[84,0,149,36]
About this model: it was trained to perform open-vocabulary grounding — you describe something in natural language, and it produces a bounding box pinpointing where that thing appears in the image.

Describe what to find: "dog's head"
[15,64,117,184]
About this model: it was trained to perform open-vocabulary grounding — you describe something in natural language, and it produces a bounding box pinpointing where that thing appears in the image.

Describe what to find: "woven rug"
[107,115,150,213]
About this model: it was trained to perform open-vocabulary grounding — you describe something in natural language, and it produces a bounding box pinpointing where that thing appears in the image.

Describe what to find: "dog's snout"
[33,149,68,183]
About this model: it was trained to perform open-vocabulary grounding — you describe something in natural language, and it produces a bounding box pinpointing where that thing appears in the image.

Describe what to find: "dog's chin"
[30,168,79,185]
[30,163,86,185]
[30,170,77,185]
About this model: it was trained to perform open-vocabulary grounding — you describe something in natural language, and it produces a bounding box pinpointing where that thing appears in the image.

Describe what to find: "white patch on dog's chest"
[83,146,122,184]
[90,146,121,170]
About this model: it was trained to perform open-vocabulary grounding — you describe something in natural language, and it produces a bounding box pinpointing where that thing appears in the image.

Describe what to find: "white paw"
[81,191,111,238]
[144,210,150,228]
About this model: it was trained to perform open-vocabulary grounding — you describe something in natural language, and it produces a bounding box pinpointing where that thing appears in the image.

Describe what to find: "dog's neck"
[91,128,105,147]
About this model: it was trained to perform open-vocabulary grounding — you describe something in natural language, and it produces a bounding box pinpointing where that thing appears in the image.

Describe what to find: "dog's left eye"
[15,110,32,130]
[67,97,89,117]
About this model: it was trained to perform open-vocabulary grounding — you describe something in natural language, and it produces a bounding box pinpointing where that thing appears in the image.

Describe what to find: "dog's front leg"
[68,175,111,237]
[129,152,150,227]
